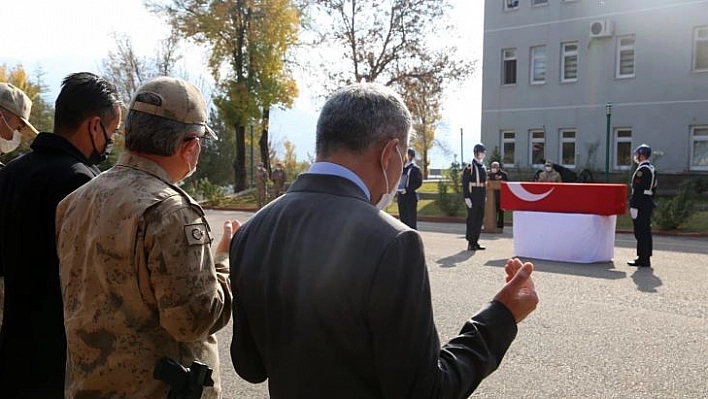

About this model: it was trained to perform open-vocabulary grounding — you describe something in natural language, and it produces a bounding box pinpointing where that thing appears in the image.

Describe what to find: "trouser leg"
[633,208,652,261]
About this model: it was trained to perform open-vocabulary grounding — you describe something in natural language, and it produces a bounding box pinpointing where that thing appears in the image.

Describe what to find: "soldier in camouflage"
[56,77,238,398]
[255,162,268,207]
[271,162,287,198]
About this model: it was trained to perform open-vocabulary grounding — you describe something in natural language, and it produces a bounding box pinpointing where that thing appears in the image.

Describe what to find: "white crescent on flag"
[506,182,555,202]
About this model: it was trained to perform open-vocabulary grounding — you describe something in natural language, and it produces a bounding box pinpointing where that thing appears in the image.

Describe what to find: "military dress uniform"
[56,152,232,398]
[396,160,423,229]
[462,159,487,250]
[630,160,657,266]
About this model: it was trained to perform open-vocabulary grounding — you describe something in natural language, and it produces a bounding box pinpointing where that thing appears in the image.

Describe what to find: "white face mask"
[376,145,403,210]
[545,166,552,172]
[491,168,499,173]
[0,129,21,154]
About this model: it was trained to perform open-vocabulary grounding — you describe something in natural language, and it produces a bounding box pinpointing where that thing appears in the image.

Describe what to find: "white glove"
[465,198,472,208]
[398,189,406,195]
[630,208,638,220]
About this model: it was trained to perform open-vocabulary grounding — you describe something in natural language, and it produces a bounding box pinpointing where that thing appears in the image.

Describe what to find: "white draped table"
[512,211,617,263]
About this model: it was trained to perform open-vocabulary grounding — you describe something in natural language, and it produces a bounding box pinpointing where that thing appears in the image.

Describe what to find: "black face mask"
[88,120,114,165]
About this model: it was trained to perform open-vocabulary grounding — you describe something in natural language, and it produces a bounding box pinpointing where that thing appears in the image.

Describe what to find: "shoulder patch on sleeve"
[636,171,643,177]
[184,223,212,246]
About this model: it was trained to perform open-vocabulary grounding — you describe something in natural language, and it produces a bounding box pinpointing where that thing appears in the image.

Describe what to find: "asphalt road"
[204,209,708,399]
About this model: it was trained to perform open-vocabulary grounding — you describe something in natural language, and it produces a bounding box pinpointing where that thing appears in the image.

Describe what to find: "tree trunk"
[234,123,247,192]
[259,108,271,177]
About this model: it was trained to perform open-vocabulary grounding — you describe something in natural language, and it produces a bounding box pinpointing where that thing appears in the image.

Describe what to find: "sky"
[1,0,484,169]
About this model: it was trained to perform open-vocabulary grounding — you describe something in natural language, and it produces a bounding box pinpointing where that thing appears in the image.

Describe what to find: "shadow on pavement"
[436,250,475,268]
[631,267,663,293]
[483,258,627,280]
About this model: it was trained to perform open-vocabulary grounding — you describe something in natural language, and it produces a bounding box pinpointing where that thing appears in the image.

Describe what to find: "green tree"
[149,0,300,192]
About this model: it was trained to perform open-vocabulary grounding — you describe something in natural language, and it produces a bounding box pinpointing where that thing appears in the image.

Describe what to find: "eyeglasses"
[184,130,211,143]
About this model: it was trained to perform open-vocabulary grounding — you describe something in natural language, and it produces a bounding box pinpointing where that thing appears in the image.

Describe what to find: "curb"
[202,206,708,238]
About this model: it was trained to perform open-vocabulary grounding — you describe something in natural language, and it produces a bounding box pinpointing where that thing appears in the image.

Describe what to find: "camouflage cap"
[129,77,218,140]
[0,82,39,135]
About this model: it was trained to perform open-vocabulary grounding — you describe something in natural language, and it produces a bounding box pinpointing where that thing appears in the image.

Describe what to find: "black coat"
[0,133,99,397]
[230,172,517,398]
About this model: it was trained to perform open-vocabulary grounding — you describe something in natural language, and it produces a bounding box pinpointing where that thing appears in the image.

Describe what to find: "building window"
[530,45,547,84]
[561,42,579,82]
[531,0,548,6]
[691,126,708,170]
[616,35,635,79]
[501,131,516,167]
[502,48,517,85]
[614,128,632,170]
[504,0,519,11]
[530,130,545,166]
[560,129,576,167]
[693,27,708,72]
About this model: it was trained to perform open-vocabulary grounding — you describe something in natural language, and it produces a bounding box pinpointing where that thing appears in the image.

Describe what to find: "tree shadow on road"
[630,267,663,293]
[436,250,475,268]
[482,258,627,280]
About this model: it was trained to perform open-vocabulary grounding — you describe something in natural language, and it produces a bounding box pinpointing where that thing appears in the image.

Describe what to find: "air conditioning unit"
[589,20,614,38]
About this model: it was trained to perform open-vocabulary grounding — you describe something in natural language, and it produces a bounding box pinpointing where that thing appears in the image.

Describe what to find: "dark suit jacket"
[0,133,99,397]
[230,173,518,398]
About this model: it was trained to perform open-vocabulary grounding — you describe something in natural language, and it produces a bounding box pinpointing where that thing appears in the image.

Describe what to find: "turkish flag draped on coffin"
[500,182,627,216]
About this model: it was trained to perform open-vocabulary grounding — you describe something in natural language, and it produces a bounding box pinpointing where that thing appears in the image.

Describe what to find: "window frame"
[693,26,708,72]
[529,129,546,167]
[502,48,518,86]
[616,35,636,79]
[560,41,579,83]
[530,45,547,85]
[559,129,576,168]
[690,125,708,171]
[504,0,519,11]
[501,130,516,168]
[613,128,633,171]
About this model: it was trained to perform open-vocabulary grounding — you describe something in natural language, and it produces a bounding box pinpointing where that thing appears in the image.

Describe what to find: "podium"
[501,182,627,263]
[483,181,502,233]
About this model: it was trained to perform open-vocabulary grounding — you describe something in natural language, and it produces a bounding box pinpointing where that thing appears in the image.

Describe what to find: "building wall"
[481,0,708,174]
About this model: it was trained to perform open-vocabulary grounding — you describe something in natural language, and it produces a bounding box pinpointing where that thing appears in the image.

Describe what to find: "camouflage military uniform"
[56,152,232,398]
[255,165,268,207]
[272,166,286,198]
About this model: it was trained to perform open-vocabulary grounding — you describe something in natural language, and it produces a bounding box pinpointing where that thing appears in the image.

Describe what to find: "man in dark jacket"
[230,83,538,398]
[488,161,510,229]
[0,72,123,398]
[396,147,423,229]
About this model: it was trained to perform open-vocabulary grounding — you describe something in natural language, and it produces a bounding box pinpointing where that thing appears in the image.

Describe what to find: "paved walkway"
[205,210,708,398]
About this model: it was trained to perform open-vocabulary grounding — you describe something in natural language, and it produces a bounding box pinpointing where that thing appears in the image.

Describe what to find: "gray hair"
[316,83,411,157]
[124,92,204,156]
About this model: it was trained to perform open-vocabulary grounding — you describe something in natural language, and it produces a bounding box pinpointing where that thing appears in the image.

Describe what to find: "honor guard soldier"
[463,143,488,250]
[628,144,657,267]
[396,148,423,229]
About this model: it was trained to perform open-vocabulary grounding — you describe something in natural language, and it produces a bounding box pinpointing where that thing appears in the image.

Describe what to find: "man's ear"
[379,138,400,169]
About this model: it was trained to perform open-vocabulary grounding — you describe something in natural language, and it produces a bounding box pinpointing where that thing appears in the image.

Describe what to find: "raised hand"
[494,258,539,323]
